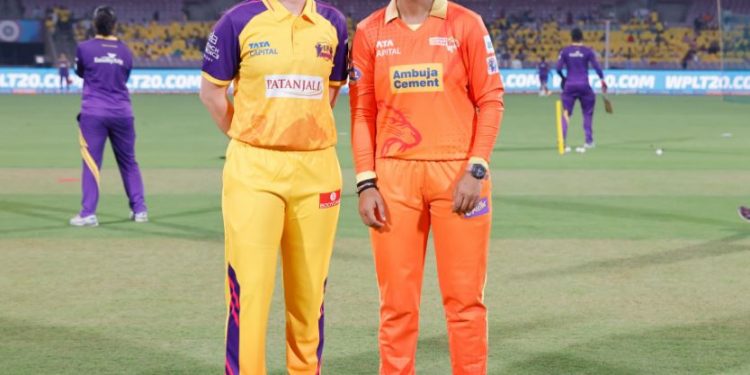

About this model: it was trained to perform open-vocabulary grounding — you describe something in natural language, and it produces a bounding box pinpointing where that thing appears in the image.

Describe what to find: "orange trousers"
[371,158,491,375]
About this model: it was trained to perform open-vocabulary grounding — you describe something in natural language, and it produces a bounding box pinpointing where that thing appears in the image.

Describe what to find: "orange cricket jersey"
[349,0,504,177]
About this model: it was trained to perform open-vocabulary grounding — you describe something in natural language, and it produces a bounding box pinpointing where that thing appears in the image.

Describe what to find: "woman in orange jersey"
[349,0,504,373]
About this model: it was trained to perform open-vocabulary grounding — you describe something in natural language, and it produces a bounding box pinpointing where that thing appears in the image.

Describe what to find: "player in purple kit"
[538,56,550,96]
[69,6,147,227]
[556,28,608,150]
[58,53,72,92]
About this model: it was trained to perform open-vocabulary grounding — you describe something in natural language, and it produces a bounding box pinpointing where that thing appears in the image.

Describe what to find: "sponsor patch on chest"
[376,39,400,57]
[265,75,323,100]
[429,36,460,53]
[390,64,444,94]
[249,40,278,57]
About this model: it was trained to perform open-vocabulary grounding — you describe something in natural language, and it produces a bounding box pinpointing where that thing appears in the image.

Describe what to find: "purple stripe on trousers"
[316,279,328,374]
[226,264,240,375]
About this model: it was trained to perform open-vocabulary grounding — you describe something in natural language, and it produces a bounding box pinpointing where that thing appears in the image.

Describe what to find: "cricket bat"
[602,95,614,114]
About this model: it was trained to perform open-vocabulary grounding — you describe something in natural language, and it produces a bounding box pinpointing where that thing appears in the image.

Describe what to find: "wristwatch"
[469,163,487,180]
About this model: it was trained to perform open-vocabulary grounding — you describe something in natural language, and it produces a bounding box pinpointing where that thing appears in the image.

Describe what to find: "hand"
[358,188,387,228]
[601,80,608,94]
[453,172,483,215]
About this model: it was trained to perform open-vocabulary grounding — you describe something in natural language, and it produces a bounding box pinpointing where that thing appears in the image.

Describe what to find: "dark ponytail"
[93,6,116,36]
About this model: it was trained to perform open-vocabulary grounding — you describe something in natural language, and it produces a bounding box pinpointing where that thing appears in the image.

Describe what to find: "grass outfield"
[1,94,749,374]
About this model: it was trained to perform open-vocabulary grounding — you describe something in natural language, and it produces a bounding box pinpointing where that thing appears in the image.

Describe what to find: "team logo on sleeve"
[464,198,490,218]
[315,42,334,61]
[390,64,444,94]
[484,35,495,54]
[428,37,460,53]
[349,66,362,82]
[204,32,220,61]
[487,56,500,75]
[319,190,341,209]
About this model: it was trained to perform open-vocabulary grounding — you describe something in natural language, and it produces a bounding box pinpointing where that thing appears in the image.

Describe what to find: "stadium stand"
[19,0,750,70]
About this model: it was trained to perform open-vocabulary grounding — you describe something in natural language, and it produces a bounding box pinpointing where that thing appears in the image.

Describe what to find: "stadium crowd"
[487,7,749,70]
[29,0,750,70]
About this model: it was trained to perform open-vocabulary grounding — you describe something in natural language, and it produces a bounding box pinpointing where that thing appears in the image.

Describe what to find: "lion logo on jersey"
[378,102,422,155]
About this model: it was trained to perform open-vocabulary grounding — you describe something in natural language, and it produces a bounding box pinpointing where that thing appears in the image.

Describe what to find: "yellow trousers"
[222,140,342,375]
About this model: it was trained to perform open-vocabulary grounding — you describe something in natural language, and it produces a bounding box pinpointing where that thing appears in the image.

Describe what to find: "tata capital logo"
[315,42,333,61]
[94,52,124,65]
[265,75,323,100]
[249,40,278,56]
[376,39,400,57]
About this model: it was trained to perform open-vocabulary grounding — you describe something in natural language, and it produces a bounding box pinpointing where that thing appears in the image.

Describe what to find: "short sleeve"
[318,5,349,86]
[201,12,240,86]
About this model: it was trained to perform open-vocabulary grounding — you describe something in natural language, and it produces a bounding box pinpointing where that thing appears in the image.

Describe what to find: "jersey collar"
[94,35,118,41]
[385,0,448,24]
[263,0,317,23]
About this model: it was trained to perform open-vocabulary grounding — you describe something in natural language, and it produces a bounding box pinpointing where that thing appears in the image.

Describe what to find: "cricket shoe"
[564,146,572,153]
[130,211,149,223]
[70,214,99,227]
[739,206,750,223]
[584,142,596,149]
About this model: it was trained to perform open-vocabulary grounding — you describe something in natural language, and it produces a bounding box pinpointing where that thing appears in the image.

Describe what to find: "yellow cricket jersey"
[202,0,348,151]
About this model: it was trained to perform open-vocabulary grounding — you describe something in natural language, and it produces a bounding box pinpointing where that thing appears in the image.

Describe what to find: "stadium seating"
[28,0,184,22]
[30,0,748,70]
[72,21,212,67]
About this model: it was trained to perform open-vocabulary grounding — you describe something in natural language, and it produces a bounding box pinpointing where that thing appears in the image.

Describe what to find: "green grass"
[1,94,749,374]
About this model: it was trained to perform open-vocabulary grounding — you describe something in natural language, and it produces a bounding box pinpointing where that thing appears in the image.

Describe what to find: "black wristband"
[356,179,378,195]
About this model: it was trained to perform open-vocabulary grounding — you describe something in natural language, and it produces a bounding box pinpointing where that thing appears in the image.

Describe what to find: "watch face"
[471,164,487,179]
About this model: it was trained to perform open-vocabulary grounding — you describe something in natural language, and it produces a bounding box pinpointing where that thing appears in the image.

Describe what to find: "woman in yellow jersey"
[199,0,347,374]
[350,0,504,373]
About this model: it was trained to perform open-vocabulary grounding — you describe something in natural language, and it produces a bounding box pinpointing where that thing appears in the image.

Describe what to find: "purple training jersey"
[59,61,70,77]
[75,38,133,118]
[556,44,603,88]
[538,61,549,80]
